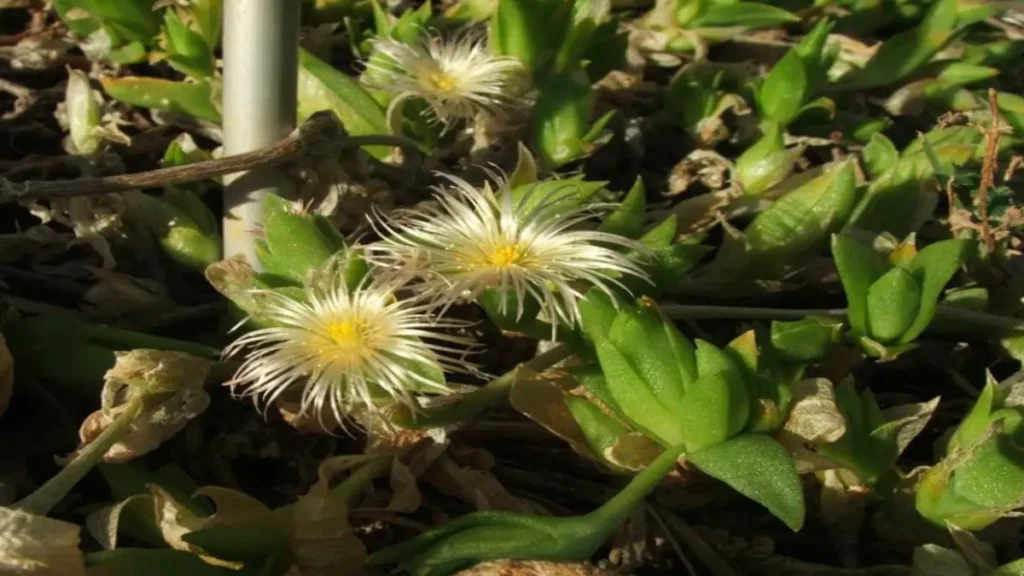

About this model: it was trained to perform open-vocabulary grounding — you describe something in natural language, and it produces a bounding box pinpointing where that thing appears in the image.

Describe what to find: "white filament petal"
[369,173,650,330]
[224,276,475,427]
[364,32,525,123]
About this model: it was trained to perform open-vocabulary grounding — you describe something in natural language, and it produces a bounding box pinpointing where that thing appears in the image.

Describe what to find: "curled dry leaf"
[27,195,126,269]
[0,334,12,420]
[455,560,616,576]
[291,454,391,576]
[784,379,847,444]
[879,397,941,458]
[0,506,84,575]
[509,368,596,461]
[70,350,212,463]
[911,544,974,576]
[85,485,234,565]
[604,432,664,472]
[84,268,177,319]
[55,68,130,155]
[779,378,847,474]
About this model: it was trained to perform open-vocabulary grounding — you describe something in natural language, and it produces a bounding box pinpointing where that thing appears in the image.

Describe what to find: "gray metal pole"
[222,0,300,268]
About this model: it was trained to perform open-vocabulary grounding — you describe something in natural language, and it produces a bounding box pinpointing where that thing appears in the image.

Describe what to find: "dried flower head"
[224,276,475,427]
[369,174,649,329]
[364,32,524,123]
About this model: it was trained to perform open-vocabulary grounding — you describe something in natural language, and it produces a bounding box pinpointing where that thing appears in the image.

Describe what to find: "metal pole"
[222,0,300,268]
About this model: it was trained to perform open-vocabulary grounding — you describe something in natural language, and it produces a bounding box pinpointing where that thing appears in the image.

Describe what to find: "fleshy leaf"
[687,434,805,531]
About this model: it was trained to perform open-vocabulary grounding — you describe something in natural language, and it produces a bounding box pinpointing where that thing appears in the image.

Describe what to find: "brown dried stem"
[977,88,1001,255]
[2,111,418,202]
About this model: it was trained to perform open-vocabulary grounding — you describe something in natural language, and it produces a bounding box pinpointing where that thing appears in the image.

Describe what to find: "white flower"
[369,174,649,329]
[364,32,524,123]
[224,276,475,427]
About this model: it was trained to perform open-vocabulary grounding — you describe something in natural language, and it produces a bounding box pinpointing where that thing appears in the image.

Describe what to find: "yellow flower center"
[488,244,522,268]
[325,319,364,348]
[425,71,457,93]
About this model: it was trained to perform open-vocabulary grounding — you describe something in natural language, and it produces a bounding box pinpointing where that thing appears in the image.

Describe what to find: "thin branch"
[977,88,1001,255]
[3,111,420,202]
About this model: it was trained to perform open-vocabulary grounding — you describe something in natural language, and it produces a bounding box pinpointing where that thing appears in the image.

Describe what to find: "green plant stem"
[14,396,144,515]
[396,342,573,429]
[585,444,686,528]
[661,303,1024,332]
[330,456,391,507]
[87,323,221,358]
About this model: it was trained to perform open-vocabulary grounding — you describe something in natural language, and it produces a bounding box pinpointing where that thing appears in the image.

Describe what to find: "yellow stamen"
[425,72,457,93]
[325,319,363,347]
[488,244,522,268]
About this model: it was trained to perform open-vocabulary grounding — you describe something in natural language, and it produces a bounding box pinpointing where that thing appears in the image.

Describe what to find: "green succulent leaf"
[298,49,389,159]
[162,9,214,79]
[489,0,573,80]
[564,395,630,463]
[678,340,750,452]
[599,177,647,239]
[831,234,891,336]
[84,0,163,46]
[866,267,922,343]
[260,193,345,283]
[689,2,799,28]
[759,50,807,126]
[948,381,996,453]
[862,133,900,179]
[607,304,690,412]
[101,77,221,124]
[533,68,593,167]
[841,0,961,90]
[744,160,858,276]
[770,317,843,362]
[899,239,971,344]
[591,333,685,447]
[688,434,805,531]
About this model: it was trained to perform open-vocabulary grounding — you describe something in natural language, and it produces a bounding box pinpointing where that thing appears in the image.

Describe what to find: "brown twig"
[1004,154,1023,182]
[2,111,419,202]
[977,88,1001,255]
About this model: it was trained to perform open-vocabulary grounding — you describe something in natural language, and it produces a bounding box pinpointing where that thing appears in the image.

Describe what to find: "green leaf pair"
[578,291,748,451]
[832,234,970,351]
[758,19,837,127]
[571,291,805,530]
[916,379,1024,530]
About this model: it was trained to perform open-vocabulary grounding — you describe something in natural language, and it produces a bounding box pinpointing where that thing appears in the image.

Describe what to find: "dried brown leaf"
[69,350,212,463]
[604,432,664,472]
[783,378,847,444]
[509,369,595,461]
[0,506,84,575]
